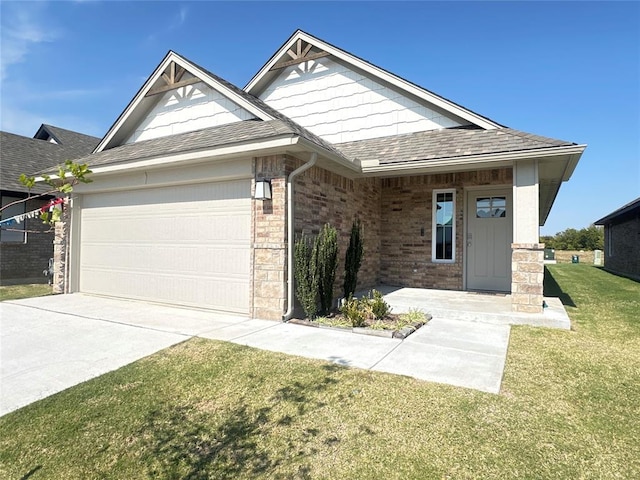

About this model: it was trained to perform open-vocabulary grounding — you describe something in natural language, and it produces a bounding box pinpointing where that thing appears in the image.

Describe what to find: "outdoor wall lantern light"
[255,179,272,200]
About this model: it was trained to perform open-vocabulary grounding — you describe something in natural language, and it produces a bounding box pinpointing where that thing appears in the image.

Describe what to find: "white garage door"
[78,180,251,314]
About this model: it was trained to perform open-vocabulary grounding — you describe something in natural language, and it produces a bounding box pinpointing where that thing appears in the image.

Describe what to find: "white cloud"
[144,5,189,45]
[0,2,60,81]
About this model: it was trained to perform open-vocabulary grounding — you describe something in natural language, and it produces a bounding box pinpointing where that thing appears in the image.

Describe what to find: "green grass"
[0,283,52,301]
[1,265,639,479]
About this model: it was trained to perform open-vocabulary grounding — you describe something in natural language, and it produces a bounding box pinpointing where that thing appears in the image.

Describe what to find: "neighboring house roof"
[1,127,100,193]
[595,197,640,225]
[336,127,577,169]
[34,125,101,155]
[244,29,502,130]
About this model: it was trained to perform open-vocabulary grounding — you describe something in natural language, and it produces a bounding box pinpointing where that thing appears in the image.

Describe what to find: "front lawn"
[0,283,52,302]
[1,265,638,479]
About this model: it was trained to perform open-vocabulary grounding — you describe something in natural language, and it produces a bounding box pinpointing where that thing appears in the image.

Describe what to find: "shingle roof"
[594,197,640,225]
[1,128,100,193]
[67,119,345,170]
[334,126,576,165]
[37,125,101,156]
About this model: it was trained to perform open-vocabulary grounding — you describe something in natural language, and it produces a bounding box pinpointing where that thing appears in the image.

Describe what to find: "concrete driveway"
[1,293,511,416]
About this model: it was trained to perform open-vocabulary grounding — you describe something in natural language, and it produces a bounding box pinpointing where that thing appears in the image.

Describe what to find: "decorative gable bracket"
[145,61,202,97]
[270,39,329,71]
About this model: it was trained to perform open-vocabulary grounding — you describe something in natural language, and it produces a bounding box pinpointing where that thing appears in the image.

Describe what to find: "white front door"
[466,188,513,292]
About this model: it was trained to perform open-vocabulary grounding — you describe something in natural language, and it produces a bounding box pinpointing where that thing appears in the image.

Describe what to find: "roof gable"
[245,30,501,132]
[95,51,277,152]
[257,54,466,144]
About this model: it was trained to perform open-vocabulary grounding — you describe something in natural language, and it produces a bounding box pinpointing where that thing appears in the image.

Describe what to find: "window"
[1,195,26,243]
[432,189,455,262]
[476,196,506,218]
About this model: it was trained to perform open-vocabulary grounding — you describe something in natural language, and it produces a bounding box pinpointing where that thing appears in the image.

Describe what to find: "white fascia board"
[361,144,587,176]
[245,31,501,130]
[36,136,301,182]
[95,52,274,154]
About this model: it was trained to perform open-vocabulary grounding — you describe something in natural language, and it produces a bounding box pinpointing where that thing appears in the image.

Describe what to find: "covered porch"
[365,285,571,330]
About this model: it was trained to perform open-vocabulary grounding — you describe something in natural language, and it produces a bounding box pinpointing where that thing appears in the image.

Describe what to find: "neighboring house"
[0,125,99,285]
[56,30,586,319]
[595,197,640,281]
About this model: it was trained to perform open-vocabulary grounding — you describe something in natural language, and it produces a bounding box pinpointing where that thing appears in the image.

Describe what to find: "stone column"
[251,156,288,320]
[511,243,545,313]
[52,208,69,294]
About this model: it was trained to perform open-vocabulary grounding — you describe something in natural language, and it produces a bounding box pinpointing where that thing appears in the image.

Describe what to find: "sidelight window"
[432,189,455,262]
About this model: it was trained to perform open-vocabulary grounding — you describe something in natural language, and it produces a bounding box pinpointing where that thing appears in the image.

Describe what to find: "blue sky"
[1,1,638,235]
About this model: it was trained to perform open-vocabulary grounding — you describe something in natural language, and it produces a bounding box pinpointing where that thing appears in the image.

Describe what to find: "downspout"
[282,152,317,321]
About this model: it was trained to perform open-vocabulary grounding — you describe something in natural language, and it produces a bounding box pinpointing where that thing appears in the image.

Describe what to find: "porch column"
[512,160,544,313]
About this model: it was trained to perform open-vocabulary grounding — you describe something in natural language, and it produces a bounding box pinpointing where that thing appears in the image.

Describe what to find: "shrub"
[294,234,318,319]
[343,219,364,298]
[340,295,366,327]
[369,289,391,320]
[315,224,338,314]
[397,308,427,329]
[339,290,391,327]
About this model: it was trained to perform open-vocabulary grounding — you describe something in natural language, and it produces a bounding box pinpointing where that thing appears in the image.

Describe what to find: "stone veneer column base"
[511,243,545,313]
[52,218,67,294]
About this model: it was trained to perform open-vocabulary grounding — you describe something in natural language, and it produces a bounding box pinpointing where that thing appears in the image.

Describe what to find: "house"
[54,30,586,319]
[0,125,99,285]
[595,197,640,281]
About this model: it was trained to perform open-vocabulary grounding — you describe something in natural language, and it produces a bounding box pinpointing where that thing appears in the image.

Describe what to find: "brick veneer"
[380,169,513,289]
[251,155,289,319]
[0,197,53,285]
[511,243,545,313]
[293,162,381,295]
[603,215,640,281]
[252,156,383,319]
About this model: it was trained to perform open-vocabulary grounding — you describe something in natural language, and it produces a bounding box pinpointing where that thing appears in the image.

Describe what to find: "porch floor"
[368,285,571,330]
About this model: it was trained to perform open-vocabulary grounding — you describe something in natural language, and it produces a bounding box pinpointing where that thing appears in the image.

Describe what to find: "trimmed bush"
[316,224,338,314]
[369,289,391,319]
[340,295,366,327]
[294,234,318,319]
[343,219,364,298]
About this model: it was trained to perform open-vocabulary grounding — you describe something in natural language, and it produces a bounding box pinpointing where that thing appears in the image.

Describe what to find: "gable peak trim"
[94,51,275,153]
[245,30,502,131]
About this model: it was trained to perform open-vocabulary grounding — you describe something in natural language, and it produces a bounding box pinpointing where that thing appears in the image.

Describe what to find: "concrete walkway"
[0,289,567,415]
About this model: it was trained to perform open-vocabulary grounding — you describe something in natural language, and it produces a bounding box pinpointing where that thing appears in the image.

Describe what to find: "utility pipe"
[282,152,317,321]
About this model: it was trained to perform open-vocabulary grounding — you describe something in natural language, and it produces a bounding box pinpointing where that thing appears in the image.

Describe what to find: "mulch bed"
[288,313,431,339]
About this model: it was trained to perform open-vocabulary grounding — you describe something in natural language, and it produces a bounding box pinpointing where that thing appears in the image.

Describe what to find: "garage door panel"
[80,244,249,276]
[79,269,249,313]
[78,180,251,314]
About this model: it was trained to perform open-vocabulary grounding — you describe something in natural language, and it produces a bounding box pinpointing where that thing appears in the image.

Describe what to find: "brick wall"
[604,215,640,281]
[293,161,381,301]
[0,197,53,285]
[250,163,518,318]
[251,155,289,319]
[380,168,512,290]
